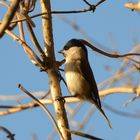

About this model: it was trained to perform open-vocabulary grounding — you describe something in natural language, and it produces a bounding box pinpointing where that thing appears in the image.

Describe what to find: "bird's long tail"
[93,102,112,128]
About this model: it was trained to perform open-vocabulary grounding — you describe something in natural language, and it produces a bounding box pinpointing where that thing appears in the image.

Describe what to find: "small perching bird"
[59,39,112,128]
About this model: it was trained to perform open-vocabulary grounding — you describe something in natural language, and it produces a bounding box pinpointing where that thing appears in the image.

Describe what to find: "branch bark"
[1,86,140,116]
[40,0,71,140]
[0,0,19,37]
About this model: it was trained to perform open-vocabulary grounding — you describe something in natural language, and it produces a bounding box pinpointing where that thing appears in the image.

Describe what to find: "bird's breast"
[64,61,90,98]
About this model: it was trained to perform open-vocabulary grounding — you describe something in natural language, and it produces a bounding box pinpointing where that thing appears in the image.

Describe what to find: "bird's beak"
[58,49,64,54]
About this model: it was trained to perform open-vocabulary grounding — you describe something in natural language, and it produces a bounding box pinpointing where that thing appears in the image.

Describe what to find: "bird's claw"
[55,96,66,103]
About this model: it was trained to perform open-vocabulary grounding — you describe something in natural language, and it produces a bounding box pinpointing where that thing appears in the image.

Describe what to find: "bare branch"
[100,86,140,97]
[0,126,15,140]
[1,86,140,116]
[0,0,19,37]
[16,13,25,41]
[40,0,71,139]
[64,128,103,140]
[18,83,64,140]
[0,91,48,101]
[5,29,44,69]
[10,0,107,24]
[80,39,140,59]
[25,21,46,59]
[125,2,140,11]
[124,96,140,107]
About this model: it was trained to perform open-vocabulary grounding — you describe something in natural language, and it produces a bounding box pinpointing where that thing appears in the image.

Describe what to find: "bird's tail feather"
[94,102,112,128]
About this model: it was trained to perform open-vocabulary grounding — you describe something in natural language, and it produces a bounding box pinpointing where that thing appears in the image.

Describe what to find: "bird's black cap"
[63,39,87,54]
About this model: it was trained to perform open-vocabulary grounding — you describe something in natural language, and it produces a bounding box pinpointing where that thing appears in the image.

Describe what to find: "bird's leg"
[55,95,78,103]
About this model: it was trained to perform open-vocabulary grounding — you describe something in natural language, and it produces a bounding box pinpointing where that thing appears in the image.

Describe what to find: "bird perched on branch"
[59,39,112,128]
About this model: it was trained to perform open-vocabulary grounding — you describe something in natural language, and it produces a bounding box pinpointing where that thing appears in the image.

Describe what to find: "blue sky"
[0,0,140,140]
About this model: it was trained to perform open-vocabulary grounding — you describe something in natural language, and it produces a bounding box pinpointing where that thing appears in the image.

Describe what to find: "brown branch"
[124,96,140,107]
[16,13,25,41]
[100,86,140,97]
[125,2,140,11]
[103,102,140,118]
[25,21,46,59]
[98,44,140,89]
[18,84,64,140]
[40,0,70,139]
[1,86,140,116]
[0,126,15,140]
[80,39,140,59]
[0,99,49,116]
[0,91,48,101]
[96,0,106,7]
[124,84,140,107]
[19,1,35,27]
[0,0,19,37]
[64,128,103,140]
[10,0,107,24]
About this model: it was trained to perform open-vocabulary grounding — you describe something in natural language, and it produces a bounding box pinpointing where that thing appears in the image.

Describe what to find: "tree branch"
[40,0,71,139]
[1,86,140,116]
[0,126,15,140]
[18,83,64,140]
[0,0,19,37]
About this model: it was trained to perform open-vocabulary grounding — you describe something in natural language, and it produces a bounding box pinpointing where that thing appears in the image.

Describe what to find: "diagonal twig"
[18,83,64,140]
[0,126,15,140]
[64,128,103,140]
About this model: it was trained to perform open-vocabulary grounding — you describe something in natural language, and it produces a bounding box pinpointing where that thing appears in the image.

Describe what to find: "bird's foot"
[55,96,66,103]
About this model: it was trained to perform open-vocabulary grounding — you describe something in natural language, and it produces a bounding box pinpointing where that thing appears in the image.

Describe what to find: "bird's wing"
[79,58,101,108]
[77,58,112,128]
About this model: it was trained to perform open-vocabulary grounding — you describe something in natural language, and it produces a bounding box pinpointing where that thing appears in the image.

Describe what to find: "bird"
[59,39,112,128]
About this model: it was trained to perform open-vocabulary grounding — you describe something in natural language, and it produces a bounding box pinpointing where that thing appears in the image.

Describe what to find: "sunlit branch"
[9,0,106,24]
[64,128,103,140]
[125,2,140,11]
[18,83,64,140]
[1,86,140,116]
[0,0,19,37]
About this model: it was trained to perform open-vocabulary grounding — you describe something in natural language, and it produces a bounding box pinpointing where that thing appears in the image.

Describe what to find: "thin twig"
[5,29,44,69]
[1,86,140,116]
[0,0,19,37]
[95,0,106,7]
[124,96,140,107]
[10,0,107,24]
[0,91,48,101]
[103,102,140,118]
[20,1,35,27]
[0,126,15,140]
[25,21,46,59]
[99,86,140,97]
[18,83,64,140]
[16,13,25,41]
[64,128,103,140]
[80,39,140,59]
